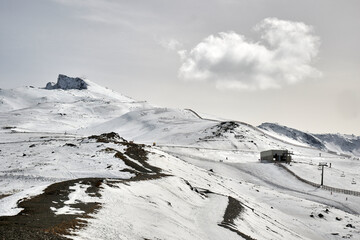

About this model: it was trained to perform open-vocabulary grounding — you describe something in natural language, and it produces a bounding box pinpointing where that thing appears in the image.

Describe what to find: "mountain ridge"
[1,74,360,239]
[1,74,359,157]
[259,122,360,157]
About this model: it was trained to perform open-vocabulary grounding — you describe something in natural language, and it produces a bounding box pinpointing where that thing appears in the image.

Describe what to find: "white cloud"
[178,18,321,90]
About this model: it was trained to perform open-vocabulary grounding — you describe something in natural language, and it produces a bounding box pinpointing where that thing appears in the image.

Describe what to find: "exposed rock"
[89,132,127,143]
[346,223,355,228]
[45,74,88,90]
[63,143,78,148]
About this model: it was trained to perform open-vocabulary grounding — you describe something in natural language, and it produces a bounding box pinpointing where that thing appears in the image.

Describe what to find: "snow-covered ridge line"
[259,122,360,157]
[187,108,321,151]
[0,74,356,156]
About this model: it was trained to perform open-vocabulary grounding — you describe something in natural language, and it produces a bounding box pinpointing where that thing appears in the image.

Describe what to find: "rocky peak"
[45,74,88,90]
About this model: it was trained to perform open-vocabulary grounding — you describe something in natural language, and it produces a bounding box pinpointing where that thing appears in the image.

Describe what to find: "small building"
[260,150,292,163]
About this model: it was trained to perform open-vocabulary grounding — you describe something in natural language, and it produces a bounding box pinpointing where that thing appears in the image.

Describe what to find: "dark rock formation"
[45,74,88,90]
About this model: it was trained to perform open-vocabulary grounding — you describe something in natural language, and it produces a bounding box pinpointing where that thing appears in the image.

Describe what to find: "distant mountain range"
[1,74,359,158]
[259,122,360,157]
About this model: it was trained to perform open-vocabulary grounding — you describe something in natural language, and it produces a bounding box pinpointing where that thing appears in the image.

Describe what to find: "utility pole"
[319,162,328,186]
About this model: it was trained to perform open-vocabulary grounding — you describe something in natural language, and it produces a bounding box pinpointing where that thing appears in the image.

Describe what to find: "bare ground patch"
[218,196,257,240]
[0,178,103,240]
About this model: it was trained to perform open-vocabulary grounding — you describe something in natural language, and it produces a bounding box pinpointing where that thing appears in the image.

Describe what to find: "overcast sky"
[1,0,359,134]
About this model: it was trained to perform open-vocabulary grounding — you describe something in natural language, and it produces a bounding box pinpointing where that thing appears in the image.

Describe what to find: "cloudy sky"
[1,0,359,134]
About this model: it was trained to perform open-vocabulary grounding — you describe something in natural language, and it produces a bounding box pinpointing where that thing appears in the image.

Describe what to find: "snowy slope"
[259,122,360,157]
[80,107,217,145]
[315,133,360,157]
[71,146,360,240]
[0,75,359,240]
[258,122,325,149]
[0,75,151,133]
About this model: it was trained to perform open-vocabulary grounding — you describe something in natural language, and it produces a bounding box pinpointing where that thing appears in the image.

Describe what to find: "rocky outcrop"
[45,74,88,90]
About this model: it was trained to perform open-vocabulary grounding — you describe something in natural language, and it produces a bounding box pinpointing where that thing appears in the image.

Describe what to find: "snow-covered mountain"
[259,122,360,157]
[315,133,360,157]
[1,75,359,240]
[0,74,151,133]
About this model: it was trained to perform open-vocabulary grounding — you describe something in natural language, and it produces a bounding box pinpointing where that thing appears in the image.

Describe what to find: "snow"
[153,148,360,239]
[65,183,100,205]
[51,205,85,215]
[0,184,47,216]
[259,122,360,157]
[80,108,217,144]
[1,76,360,239]
[51,183,101,215]
[157,144,360,213]
[0,133,133,215]
[141,148,360,239]
[71,177,240,240]
[316,133,360,157]
[0,76,151,134]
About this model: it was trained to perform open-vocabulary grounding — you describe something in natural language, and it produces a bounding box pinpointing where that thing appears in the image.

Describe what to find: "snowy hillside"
[0,75,359,240]
[258,122,325,149]
[258,122,360,158]
[0,75,151,133]
[315,133,360,157]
